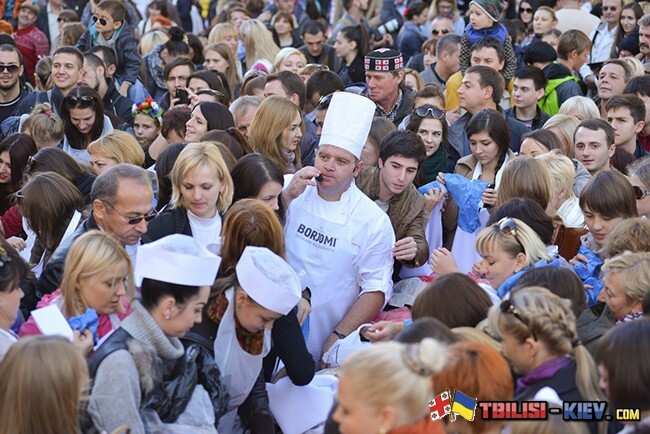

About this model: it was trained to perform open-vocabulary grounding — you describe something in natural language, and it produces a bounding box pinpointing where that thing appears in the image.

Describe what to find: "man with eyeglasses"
[14,0,49,85]
[420,33,461,90]
[554,0,600,38]
[39,164,154,296]
[0,45,27,122]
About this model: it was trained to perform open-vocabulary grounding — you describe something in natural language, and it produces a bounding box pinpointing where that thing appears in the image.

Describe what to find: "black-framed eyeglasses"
[414,106,445,119]
[497,217,525,252]
[103,201,157,225]
[500,299,537,341]
[519,7,533,12]
[92,14,108,26]
[431,28,450,36]
[64,95,96,109]
[316,92,334,110]
[0,64,20,74]
[634,185,649,200]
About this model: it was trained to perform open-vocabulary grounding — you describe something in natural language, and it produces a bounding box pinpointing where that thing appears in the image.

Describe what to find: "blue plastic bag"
[572,246,604,307]
[444,174,490,233]
[68,308,99,344]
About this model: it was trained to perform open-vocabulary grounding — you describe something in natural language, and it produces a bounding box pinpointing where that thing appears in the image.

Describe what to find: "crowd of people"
[0,0,649,431]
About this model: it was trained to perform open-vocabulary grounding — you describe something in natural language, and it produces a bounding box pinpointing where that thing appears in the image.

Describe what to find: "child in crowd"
[459,0,517,81]
[21,103,65,149]
[76,0,141,97]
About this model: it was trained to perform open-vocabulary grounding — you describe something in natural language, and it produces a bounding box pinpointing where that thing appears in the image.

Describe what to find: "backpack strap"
[88,328,132,378]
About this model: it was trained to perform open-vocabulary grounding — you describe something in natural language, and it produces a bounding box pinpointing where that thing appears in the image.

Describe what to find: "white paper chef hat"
[318,92,376,159]
[135,234,221,286]
[236,246,301,315]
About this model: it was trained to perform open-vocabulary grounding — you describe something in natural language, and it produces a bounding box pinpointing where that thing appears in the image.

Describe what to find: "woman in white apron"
[211,246,302,433]
[0,238,31,363]
[19,231,133,345]
[439,109,515,274]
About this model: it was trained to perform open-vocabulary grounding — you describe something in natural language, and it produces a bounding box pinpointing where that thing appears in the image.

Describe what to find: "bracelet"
[333,330,346,339]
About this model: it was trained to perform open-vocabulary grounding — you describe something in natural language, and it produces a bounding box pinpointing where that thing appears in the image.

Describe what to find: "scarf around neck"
[516,355,572,396]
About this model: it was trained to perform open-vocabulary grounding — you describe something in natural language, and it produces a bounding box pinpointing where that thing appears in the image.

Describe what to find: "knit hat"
[523,41,557,65]
[618,31,640,56]
[364,48,404,72]
[469,0,502,22]
[19,0,40,15]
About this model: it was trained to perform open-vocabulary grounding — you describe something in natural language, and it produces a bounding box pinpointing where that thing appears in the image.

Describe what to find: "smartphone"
[175,88,190,105]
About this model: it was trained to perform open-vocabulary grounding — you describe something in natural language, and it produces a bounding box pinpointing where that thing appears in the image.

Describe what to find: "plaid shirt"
[376,90,403,123]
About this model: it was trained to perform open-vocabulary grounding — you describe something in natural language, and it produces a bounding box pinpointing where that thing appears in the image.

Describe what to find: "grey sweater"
[88,301,184,434]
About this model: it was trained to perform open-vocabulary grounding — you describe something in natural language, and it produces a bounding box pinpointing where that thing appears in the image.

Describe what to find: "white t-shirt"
[187,210,222,249]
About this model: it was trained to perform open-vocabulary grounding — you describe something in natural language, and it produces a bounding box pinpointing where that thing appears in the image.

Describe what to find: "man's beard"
[0,79,18,92]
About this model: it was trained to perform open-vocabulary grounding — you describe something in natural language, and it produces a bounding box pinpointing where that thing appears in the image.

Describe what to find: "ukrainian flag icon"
[451,390,477,421]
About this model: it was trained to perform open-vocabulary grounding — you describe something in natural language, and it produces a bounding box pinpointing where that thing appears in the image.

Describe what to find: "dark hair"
[161,105,191,140]
[623,75,650,98]
[414,83,444,103]
[83,52,105,71]
[147,0,169,17]
[306,71,344,104]
[488,198,555,244]
[367,117,397,158]
[97,0,126,22]
[231,153,286,222]
[163,26,190,57]
[404,0,428,20]
[465,109,510,166]
[163,57,194,81]
[0,238,31,293]
[520,129,563,152]
[518,0,540,22]
[194,102,235,131]
[155,143,185,211]
[189,69,224,93]
[141,278,200,311]
[394,317,460,345]
[470,36,506,63]
[406,103,448,141]
[0,44,24,68]
[209,70,233,105]
[241,74,266,96]
[610,148,637,175]
[465,65,505,105]
[378,130,426,165]
[0,133,37,191]
[606,94,646,125]
[25,147,86,185]
[201,128,253,160]
[412,273,493,328]
[514,267,588,316]
[595,319,650,411]
[579,170,637,219]
[339,25,370,59]
[87,45,117,68]
[436,33,462,56]
[186,33,204,65]
[60,86,105,150]
[514,65,547,90]
[266,70,306,110]
[300,19,325,36]
[575,118,615,148]
[52,46,84,69]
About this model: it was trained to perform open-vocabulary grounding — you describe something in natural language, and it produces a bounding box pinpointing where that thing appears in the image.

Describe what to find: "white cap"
[135,234,221,286]
[319,92,376,159]
[236,246,301,315]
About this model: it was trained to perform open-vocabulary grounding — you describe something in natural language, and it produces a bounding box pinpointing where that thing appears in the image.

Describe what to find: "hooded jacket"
[540,63,582,116]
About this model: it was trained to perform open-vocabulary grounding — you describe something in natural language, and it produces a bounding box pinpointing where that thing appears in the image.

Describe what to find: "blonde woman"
[543,114,581,158]
[146,142,234,248]
[204,42,242,96]
[598,251,650,324]
[21,103,65,149]
[138,28,170,56]
[87,131,146,175]
[536,151,584,228]
[207,23,243,78]
[558,96,601,121]
[487,287,605,432]
[249,96,303,174]
[497,155,552,212]
[20,230,134,341]
[333,339,447,433]
[273,47,307,75]
[239,19,280,73]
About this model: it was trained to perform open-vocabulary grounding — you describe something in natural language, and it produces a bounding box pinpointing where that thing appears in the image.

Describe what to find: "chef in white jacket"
[282,91,396,362]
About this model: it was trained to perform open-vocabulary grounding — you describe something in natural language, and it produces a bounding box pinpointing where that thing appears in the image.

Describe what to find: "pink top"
[19,290,132,338]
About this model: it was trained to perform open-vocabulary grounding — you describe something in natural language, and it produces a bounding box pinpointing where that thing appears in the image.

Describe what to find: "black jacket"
[542,63,583,108]
[143,207,192,243]
[103,78,135,125]
[38,212,99,298]
[75,171,96,207]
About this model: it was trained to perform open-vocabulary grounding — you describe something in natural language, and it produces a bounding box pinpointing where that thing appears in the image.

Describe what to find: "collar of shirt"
[376,89,403,122]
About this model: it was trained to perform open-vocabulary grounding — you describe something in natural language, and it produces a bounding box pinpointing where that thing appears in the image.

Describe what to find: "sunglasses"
[92,15,108,26]
[414,106,445,119]
[520,7,533,12]
[103,201,157,225]
[633,185,649,200]
[64,95,96,108]
[316,92,334,110]
[196,89,225,99]
[497,217,525,251]
[57,16,72,22]
[0,64,20,74]
[500,299,537,341]
[431,28,450,36]
[306,63,330,71]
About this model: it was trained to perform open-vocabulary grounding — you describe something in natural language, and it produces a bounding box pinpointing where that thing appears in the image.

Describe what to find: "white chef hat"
[235,246,301,315]
[135,234,221,286]
[319,92,376,159]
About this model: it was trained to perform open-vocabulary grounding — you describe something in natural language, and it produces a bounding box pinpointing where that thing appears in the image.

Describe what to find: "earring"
[166,314,171,320]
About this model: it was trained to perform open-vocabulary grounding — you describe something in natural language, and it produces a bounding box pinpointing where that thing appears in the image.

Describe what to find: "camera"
[369,19,400,41]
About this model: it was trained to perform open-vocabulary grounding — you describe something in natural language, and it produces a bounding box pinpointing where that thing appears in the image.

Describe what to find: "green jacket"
[539,75,580,116]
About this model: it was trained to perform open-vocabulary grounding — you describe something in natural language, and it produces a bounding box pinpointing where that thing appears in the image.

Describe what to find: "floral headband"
[132,98,163,124]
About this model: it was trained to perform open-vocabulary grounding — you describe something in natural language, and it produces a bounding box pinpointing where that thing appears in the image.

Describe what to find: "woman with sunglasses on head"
[487,286,605,434]
[146,143,233,251]
[184,101,235,143]
[334,25,370,85]
[60,85,113,166]
[20,230,133,344]
[628,157,650,219]
[406,104,454,187]
[187,70,230,106]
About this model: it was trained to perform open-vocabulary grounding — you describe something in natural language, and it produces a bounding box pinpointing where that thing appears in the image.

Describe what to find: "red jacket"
[14,24,49,81]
